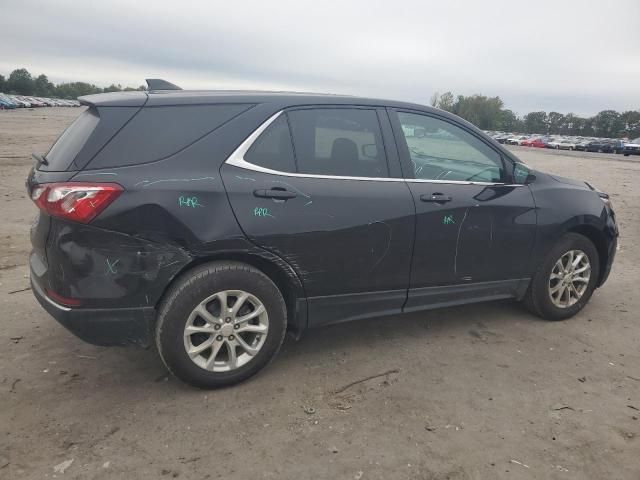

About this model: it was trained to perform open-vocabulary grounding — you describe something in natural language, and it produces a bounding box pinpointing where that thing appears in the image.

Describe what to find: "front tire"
[523,233,599,320]
[156,262,287,388]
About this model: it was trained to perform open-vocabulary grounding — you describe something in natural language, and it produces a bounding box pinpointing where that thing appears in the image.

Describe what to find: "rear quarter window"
[244,115,296,172]
[87,104,253,169]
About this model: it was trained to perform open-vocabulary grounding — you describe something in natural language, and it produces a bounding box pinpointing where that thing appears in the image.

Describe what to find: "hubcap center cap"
[220,324,234,336]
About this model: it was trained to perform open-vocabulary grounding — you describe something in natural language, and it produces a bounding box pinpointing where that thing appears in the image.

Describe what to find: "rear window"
[87,104,252,169]
[45,108,100,171]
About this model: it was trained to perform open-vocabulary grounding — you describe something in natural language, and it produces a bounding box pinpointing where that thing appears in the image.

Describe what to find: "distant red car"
[522,138,547,148]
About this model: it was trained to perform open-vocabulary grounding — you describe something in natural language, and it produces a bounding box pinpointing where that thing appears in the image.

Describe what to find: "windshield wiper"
[32,153,49,167]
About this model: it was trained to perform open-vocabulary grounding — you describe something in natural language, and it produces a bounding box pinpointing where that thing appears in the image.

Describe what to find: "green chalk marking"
[443,215,455,225]
[254,207,273,218]
[178,196,203,208]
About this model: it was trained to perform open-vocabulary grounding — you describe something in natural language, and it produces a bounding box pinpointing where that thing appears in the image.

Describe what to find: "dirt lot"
[1,108,639,479]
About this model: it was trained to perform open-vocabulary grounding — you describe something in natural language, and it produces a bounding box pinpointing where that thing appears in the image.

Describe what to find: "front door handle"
[254,188,297,200]
[420,193,452,203]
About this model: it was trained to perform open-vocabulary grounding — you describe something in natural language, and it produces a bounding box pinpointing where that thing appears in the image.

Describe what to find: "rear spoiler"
[78,91,147,107]
[146,78,182,91]
[77,79,181,107]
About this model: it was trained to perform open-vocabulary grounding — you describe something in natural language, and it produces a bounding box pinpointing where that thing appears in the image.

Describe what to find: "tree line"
[430,91,640,139]
[0,68,146,100]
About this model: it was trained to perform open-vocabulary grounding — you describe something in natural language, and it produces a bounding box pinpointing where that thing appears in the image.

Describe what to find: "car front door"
[221,106,415,326]
[388,109,537,311]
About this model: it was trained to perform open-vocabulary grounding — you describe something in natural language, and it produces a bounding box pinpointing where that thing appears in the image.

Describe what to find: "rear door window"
[287,108,389,178]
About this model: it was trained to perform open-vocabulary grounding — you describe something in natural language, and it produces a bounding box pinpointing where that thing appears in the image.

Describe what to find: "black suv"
[27,80,618,388]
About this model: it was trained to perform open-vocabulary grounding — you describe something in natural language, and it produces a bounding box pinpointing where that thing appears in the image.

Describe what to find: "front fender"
[529,173,618,283]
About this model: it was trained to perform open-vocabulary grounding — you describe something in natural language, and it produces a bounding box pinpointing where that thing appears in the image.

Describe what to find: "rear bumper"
[31,276,154,347]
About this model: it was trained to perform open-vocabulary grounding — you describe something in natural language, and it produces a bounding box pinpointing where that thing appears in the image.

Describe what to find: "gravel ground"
[1,108,638,479]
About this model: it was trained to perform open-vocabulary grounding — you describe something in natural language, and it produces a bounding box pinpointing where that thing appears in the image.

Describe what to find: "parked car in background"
[0,94,83,108]
[610,140,626,154]
[25,97,46,107]
[0,94,18,109]
[585,140,615,153]
[494,133,513,144]
[623,138,640,156]
[506,135,529,145]
[548,138,576,150]
[521,137,548,148]
[575,139,594,151]
[12,96,32,107]
[0,99,15,109]
[546,138,562,148]
[27,81,619,388]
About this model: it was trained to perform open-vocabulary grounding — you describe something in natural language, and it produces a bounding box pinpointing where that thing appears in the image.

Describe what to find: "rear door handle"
[254,188,297,200]
[420,193,452,203]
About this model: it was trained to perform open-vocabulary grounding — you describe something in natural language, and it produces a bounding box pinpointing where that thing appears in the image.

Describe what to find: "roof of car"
[78,89,435,112]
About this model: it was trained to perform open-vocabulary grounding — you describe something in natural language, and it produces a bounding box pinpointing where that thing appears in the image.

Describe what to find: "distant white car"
[9,96,31,107]
[506,135,530,145]
[623,137,640,156]
[36,97,56,106]
[548,139,576,150]
[17,96,34,107]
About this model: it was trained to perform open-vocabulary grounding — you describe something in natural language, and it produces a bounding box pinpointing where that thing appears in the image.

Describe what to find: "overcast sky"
[1,0,638,116]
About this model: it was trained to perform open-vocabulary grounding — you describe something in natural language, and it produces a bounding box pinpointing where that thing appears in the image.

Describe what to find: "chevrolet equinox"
[27,79,618,388]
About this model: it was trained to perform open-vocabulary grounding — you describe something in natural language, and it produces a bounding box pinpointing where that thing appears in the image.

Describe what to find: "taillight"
[46,288,82,306]
[30,182,123,223]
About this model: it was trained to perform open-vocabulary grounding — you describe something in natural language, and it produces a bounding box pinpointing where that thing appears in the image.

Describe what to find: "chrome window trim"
[225,110,525,187]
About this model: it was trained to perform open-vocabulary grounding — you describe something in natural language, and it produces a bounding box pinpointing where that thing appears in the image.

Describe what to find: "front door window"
[396,112,504,183]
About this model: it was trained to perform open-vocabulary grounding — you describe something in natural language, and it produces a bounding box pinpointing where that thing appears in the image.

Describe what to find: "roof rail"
[145,79,182,91]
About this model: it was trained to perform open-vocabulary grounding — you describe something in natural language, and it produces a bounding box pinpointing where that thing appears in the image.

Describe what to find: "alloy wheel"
[548,250,591,308]
[183,290,269,372]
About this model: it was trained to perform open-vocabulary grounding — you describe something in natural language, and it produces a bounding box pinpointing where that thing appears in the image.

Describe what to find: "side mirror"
[361,144,378,159]
[513,163,535,184]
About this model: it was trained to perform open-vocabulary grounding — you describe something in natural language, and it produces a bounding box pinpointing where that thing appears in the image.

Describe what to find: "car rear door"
[388,108,537,311]
[221,106,415,327]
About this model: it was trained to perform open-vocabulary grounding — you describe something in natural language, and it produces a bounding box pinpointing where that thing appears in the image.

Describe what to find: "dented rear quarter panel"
[33,102,307,323]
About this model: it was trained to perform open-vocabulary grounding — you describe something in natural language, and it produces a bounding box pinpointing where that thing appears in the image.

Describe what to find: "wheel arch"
[567,224,609,286]
[156,251,307,337]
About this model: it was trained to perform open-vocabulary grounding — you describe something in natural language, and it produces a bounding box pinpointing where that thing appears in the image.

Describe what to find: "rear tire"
[523,233,599,320]
[156,261,287,388]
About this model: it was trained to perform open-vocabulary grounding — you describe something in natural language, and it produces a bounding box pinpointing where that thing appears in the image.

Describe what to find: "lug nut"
[214,324,221,330]
[225,317,231,323]
[229,335,235,341]
[234,324,239,330]
[216,335,223,341]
